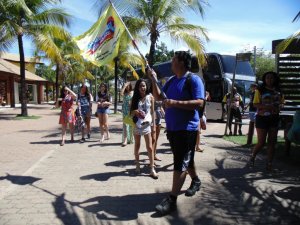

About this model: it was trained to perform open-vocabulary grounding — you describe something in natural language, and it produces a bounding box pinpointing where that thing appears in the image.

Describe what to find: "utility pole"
[253,46,257,83]
[224,53,252,136]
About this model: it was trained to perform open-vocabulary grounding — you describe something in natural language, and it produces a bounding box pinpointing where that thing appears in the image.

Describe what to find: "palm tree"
[96,0,209,66]
[277,11,300,53]
[0,0,70,116]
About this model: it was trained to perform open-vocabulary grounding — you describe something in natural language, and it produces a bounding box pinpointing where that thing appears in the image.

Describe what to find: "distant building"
[0,52,53,107]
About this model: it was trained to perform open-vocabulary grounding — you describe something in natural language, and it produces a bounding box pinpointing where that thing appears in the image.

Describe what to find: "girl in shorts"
[59,86,77,146]
[130,79,158,179]
[96,83,111,143]
[77,84,93,143]
[250,71,284,171]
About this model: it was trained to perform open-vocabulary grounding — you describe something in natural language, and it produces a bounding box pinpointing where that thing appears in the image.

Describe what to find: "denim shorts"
[97,107,110,114]
[166,130,197,172]
[134,123,151,135]
[249,112,256,122]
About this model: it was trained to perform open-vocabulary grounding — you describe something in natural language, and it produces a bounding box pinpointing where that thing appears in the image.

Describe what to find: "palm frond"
[292,11,300,22]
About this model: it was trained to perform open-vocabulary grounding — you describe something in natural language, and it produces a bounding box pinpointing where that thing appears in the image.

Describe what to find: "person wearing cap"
[148,50,205,215]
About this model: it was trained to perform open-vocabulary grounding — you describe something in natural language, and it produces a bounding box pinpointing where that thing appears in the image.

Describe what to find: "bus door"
[205,80,225,121]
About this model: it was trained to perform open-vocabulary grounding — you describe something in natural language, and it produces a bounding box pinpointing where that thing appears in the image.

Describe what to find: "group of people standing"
[57,49,284,216]
[58,83,111,146]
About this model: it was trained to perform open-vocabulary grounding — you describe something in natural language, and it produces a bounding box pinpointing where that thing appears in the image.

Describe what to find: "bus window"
[235,80,253,104]
[204,55,222,80]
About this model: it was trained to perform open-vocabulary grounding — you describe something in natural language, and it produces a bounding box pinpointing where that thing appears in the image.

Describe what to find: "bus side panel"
[206,101,224,120]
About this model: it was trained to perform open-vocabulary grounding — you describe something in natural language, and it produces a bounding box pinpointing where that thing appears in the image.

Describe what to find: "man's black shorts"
[166,130,197,172]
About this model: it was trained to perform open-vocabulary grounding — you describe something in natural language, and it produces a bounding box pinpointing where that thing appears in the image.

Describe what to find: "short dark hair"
[175,51,192,70]
[190,55,200,73]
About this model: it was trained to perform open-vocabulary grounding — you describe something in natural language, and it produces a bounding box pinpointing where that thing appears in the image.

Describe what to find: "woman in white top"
[130,79,158,179]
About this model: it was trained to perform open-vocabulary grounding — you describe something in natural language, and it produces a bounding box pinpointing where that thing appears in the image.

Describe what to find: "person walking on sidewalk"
[149,50,205,215]
[59,86,77,146]
[96,83,112,143]
[120,82,134,146]
[77,84,93,143]
[250,71,284,171]
[130,79,158,179]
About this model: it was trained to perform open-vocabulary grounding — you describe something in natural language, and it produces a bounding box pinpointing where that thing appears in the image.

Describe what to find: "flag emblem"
[75,4,126,66]
[87,16,115,55]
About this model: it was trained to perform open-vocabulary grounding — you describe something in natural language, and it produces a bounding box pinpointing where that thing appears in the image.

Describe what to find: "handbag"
[200,115,207,130]
[123,115,135,126]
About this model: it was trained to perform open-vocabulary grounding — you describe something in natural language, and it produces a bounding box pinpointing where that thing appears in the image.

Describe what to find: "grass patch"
[224,135,258,146]
[15,115,41,120]
[223,135,300,165]
[223,135,285,146]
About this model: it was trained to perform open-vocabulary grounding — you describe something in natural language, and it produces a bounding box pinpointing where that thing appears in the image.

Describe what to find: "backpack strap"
[163,75,177,93]
[184,72,206,117]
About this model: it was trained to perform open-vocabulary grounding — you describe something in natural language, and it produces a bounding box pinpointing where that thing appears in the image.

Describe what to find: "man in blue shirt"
[149,51,205,215]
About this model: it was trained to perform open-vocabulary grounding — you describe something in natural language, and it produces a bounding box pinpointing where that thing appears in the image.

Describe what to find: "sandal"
[154,155,162,161]
[60,141,65,146]
[150,167,158,179]
[196,147,204,152]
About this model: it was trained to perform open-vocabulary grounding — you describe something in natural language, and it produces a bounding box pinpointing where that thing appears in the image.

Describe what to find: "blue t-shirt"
[162,73,205,131]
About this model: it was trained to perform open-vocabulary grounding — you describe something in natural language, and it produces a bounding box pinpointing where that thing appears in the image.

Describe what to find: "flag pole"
[108,0,167,98]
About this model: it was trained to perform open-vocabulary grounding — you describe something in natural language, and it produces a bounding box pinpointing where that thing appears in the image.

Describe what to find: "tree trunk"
[55,63,59,104]
[148,33,158,67]
[17,34,28,116]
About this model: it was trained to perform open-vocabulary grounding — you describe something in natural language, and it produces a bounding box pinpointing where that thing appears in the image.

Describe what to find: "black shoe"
[87,133,90,139]
[80,138,85,143]
[185,180,201,196]
[238,130,243,135]
[155,197,177,215]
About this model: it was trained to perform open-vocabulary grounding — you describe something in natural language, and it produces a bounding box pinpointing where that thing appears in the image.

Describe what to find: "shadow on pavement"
[0,173,41,185]
[52,193,82,225]
[206,144,300,224]
[74,192,182,222]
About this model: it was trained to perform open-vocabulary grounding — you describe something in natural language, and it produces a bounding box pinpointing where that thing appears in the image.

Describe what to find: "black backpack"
[164,73,206,117]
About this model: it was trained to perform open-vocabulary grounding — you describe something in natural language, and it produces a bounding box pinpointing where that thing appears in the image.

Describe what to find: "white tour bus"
[147,53,256,121]
[203,53,255,120]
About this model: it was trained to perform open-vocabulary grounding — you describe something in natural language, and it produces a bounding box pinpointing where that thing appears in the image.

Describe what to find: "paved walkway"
[0,104,299,225]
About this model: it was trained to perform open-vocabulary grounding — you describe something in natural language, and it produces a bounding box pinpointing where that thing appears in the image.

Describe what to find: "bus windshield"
[221,55,254,76]
[235,80,253,104]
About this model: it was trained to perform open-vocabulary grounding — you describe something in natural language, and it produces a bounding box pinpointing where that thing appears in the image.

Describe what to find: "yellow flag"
[75,4,125,66]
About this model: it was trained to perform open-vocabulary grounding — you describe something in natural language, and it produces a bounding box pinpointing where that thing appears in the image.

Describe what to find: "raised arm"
[147,68,164,101]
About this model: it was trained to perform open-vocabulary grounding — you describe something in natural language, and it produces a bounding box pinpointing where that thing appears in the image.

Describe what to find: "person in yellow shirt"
[249,71,284,171]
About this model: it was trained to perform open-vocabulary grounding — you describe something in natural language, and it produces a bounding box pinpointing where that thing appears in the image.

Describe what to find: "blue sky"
[10,0,299,57]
